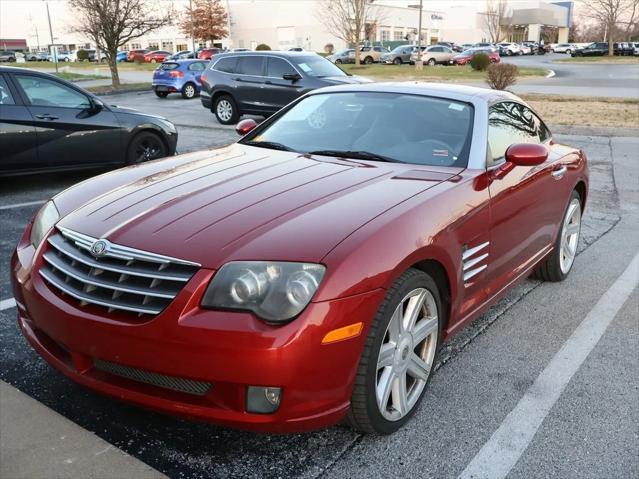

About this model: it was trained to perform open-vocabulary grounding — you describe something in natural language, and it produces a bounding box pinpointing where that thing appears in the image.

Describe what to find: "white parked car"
[552,43,577,54]
[519,43,533,55]
[498,42,522,56]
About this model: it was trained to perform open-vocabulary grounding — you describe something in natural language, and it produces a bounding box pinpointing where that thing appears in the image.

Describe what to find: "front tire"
[364,56,374,64]
[346,268,442,434]
[214,94,239,124]
[533,190,582,281]
[393,57,402,65]
[181,82,197,99]
[126,131,167,165]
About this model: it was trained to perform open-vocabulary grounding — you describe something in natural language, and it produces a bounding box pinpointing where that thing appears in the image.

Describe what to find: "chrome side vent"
[462,241,489,285]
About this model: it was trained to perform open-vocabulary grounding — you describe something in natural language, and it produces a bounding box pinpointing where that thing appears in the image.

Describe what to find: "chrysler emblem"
[90,239,108,257]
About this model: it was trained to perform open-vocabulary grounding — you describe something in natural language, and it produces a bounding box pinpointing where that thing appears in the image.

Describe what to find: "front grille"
[40,227,200,316]
[94,359,212,396]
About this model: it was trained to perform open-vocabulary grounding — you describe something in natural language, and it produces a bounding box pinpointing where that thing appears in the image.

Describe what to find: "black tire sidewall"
[126,132,167,165]
[360,270,443,434]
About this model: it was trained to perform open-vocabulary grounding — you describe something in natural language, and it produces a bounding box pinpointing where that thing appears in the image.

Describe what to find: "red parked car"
[126,49,149,62]
[197,48,222,60]
[144,50,172,63]
[452,47,500,65]
[11,84,587,435]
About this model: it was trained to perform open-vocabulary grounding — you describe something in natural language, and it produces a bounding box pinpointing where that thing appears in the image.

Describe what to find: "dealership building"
[12,0,573,54]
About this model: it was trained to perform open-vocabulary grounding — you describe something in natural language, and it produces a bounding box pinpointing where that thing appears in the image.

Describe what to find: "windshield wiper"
[244,140,293,152]
[308,150,401,164]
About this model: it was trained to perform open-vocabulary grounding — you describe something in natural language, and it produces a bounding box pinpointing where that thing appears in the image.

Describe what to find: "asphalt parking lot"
[1,97,637,479]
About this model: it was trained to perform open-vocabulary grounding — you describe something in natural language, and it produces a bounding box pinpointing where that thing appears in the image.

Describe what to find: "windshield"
[292,55,346,77]
[241,92,474,168]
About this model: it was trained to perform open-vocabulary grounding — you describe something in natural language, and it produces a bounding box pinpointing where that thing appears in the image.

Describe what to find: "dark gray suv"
[200,51,371,124]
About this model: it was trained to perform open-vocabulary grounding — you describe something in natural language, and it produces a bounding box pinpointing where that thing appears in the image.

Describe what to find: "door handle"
[35,114,59,120]
[551,165,567,179]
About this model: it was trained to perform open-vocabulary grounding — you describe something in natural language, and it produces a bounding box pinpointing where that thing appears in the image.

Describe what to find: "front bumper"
[10,230,385,433]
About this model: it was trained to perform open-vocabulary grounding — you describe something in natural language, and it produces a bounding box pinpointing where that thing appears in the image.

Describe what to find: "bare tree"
[482,0,510,43]
[180,0,228,45]
[316,0,379,66]
[69,0,172,87]
[585,0,637,55]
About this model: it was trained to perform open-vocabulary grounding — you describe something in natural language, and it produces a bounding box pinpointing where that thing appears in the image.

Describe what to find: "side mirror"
[236,118,257,136]
[283,73,302,82]
[89,97,104,113]
[505,143,548,166]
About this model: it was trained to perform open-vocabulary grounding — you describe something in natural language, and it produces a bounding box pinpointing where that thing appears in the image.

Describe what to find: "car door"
[0,73,41,173]
[12,73,122,168]
[262,56,304,110]
[187,61,206,88]
[233,55,267,112]
[486,101,566,291]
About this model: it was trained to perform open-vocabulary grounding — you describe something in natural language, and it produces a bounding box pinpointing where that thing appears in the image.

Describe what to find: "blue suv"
[152,59,208,99]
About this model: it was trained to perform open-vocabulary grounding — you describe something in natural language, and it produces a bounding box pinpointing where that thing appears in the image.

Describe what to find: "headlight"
[30,200,59,248]
[201,261,326,322]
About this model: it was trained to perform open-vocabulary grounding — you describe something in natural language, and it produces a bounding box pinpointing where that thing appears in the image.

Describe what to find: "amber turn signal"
[321,322,363,344]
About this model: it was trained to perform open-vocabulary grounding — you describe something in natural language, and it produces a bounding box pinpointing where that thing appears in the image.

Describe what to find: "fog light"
[246,386,282,414]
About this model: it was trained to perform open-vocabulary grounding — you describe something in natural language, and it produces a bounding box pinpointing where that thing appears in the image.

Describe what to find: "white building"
[4,0,572,54]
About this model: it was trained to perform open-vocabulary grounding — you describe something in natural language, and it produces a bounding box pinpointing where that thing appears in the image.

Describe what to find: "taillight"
[201,72,208,83]
[169,70,184,78]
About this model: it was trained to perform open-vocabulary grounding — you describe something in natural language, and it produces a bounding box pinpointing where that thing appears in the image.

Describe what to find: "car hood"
[55,144,461,269]
[107,104,169,121]
[320,75,373,84]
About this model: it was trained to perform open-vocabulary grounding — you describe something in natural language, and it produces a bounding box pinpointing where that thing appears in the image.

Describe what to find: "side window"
[0,76,15,105]
[213,56,237,73]
[488,102,550,164]
[236,56,264,76]
[266,57,297,78]
[188,62,205,71]
[15,75,90,109]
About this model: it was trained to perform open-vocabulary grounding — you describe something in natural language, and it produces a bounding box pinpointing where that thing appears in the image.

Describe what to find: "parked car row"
[571,41,639,56]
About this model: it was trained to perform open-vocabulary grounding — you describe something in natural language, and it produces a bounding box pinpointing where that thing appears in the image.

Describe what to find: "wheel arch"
[411,258,452,329]
[574,180,587,211]
[211,89,236,109]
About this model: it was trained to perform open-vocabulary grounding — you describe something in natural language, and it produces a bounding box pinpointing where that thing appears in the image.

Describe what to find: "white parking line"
[0,200,45,211]
[459,252,639,479]
[0,298,16,311]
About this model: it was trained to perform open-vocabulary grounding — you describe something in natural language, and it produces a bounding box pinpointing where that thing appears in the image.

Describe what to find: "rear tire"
[427,58,436,66]
[364,56,374,64]
[126,131,167,165]
[154,91,169,98]
[393,57,402,65]
[335,59,342,64]
[532,190,582,282]
[346,268,443,434]
[181,82,197,99]
[214,94,240,125]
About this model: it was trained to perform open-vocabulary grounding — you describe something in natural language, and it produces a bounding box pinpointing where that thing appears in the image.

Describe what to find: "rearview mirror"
[283,73,302,82]
[505,143,548,166]
[236,118,257,136]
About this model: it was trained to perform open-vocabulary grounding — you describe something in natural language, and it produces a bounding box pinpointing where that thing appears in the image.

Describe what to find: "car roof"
[306,81,521,105]
[213,51,318,58]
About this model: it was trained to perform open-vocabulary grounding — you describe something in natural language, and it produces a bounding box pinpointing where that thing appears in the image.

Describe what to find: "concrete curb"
[550,124,639,137]
[0,381,168,479]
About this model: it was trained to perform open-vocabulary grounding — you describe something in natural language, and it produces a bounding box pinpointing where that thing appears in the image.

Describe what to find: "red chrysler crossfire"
[11,83,588,435]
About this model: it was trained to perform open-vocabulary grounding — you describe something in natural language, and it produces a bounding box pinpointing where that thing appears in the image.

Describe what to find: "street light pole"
[45,0,58,73]
[190,0,196,55]
[415,0,423,70]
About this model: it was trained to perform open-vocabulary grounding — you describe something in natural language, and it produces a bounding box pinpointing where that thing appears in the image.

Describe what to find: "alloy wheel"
[376,288,438,421]
[559,198,581,274]
[134,137,162,163]
[217,100,233,122]
[184,84,195,98]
